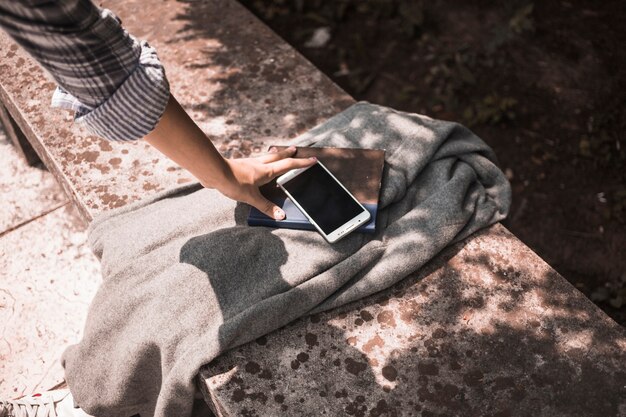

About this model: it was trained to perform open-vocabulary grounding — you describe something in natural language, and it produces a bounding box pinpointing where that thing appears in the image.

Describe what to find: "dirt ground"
[239,0,626,325]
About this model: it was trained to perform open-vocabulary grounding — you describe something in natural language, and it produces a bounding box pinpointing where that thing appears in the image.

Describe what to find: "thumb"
[250,189,285,220]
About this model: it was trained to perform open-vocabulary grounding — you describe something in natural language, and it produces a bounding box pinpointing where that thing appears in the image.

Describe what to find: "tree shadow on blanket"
[178,201,369,355]
[202,227,626,417]
[179,203,291,325]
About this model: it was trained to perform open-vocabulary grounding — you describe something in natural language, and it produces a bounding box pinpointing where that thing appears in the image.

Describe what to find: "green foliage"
[422,49,479,112]
[578,110,625,183]
[591,280,626,309]
[397,1,424,38]
[509,3,534,34]
[248,0,426,39]
[463,95,518,126]
[488,3,535,52]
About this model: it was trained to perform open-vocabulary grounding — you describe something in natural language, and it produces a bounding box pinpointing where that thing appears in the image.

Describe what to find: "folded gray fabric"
[62,102,511,417]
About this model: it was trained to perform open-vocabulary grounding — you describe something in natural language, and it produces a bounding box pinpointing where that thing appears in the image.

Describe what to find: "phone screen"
[281,163,364,234]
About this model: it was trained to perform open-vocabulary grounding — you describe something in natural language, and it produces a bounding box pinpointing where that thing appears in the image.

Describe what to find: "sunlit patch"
[282,113,296,128]
[198,116,240,137]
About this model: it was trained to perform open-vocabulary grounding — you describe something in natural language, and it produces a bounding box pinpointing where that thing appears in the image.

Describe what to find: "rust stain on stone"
[108,157,122,166]
[362,334,384,353]
[75,150,99,163]
[417,361,439,376]
[231,388,245,402]
[359,310,374,322]
[97,139,113,152]
[244,361,260,374]
[376,310,396,328]
[94,164,110,174]
[143,182,159,191]
[304,332,318,348]
[344,358,367,376]
[399,299,420,323]
[381,365,398,382]
[101,192,127,208]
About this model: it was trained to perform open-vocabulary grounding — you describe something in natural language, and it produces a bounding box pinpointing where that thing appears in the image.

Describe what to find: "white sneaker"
[0,389,92,417]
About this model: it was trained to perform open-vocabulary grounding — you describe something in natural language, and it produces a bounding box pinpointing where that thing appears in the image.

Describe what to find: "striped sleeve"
[0,1,170,142]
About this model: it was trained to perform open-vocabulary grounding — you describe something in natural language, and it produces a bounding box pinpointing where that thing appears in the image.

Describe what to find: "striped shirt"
[0,0,170,141]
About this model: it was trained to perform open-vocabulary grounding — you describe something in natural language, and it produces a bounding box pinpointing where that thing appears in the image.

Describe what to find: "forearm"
[144,95,231,188]
[0,0,315,220]
[144,94,316,220]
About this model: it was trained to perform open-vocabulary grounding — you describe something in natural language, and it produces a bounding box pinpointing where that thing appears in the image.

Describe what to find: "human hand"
[218,146,316,220]
[144,96,315,215]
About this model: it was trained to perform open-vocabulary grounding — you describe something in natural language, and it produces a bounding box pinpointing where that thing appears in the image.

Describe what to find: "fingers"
[249,189,285,220]
[267,156,317,179]
[258,146,296,163]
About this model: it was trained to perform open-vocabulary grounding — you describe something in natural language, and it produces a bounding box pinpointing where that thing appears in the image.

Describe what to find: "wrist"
[198,156,234,189]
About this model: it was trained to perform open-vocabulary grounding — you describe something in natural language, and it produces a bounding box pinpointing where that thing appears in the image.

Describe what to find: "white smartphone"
[276,160,371,243]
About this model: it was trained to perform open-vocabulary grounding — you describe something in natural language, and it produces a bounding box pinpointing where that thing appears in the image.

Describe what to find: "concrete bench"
[199,224,626,416]
[0,0,351,222]
[1,0,624,416]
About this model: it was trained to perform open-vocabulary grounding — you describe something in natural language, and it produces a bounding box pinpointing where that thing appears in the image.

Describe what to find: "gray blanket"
[62,102,511,417]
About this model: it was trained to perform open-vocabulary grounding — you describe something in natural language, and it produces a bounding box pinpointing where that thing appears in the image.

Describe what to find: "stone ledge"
[1,1,624,416]
[199,223,626,416]
[0,0,352,222]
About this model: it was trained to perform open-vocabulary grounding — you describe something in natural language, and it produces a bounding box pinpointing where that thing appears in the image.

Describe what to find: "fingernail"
[288,146,296,152]
[269,147,278,153]
[309,157,317,161]
[274,209,285,219]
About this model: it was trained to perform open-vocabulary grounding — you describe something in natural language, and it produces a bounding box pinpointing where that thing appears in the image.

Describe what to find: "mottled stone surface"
[2,1,624,415]
[0,122,100,399]
[200,224,626,417]
[0,0,352,222]
[0,124,66,234]
[0,204,100,399]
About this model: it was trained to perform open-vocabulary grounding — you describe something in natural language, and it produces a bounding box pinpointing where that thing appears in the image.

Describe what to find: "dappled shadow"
[180,214,289,321]
[175,101,511,356]
[179,198,372,352]
[163,0,353,155]
[67,85,512,416]
[202,225,626,416]
[168,102,513,417]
